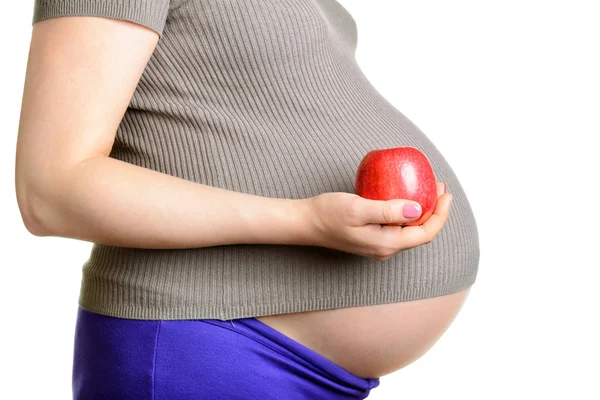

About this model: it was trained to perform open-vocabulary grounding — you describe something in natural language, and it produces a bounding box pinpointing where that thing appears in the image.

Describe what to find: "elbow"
[15,183,54,237]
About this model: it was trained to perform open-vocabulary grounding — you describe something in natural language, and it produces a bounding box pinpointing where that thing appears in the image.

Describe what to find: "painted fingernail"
[443,183,447,194]
[403,204,421,218]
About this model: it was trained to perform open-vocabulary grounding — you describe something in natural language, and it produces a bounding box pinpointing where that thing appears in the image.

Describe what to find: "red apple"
[355,146,438,226]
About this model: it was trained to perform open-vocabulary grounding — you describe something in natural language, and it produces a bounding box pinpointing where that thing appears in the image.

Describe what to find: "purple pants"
[73,307,380,399]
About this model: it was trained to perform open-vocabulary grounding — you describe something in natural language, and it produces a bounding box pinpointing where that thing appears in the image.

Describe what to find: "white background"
[1,1,599,399]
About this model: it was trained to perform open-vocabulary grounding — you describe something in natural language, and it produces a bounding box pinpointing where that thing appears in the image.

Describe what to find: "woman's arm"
[15,16,313,249]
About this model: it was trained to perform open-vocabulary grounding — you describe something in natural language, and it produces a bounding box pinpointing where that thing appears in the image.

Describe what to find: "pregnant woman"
[16,1,479,399]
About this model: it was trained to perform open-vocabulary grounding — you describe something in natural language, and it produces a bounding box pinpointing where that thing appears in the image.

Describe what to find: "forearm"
[28,156,314,249]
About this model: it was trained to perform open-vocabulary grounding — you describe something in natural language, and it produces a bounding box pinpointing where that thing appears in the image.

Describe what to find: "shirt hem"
[78,272,477,321]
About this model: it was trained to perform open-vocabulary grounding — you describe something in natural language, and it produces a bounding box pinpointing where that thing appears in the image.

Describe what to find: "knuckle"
[374,245,394,260]
[380,204,395,224]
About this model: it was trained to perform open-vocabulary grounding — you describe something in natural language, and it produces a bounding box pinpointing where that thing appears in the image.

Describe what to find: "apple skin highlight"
[355,146,438,226]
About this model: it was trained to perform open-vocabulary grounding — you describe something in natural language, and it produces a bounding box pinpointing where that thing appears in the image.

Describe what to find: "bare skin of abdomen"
[256,287,471,379]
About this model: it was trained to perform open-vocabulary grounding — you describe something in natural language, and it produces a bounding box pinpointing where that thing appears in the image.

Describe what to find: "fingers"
[394,192,453,249]
[437,182,446,197]
[359,181,446,227]
[352,196,423,226]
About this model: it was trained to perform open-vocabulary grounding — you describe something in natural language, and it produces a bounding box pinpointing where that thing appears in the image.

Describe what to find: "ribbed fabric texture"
[33,0,170,36]
[32,0,480,320]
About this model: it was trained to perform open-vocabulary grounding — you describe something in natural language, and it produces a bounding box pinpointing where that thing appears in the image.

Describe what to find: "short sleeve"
[32,0,171,37]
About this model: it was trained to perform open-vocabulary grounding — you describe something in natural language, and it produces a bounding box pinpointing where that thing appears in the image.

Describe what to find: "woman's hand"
[302,183,452,260]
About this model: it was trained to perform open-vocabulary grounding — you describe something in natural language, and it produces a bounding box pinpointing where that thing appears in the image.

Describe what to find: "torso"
[256,287,471,379]
[78,0,480,331]
[213,3,476,372]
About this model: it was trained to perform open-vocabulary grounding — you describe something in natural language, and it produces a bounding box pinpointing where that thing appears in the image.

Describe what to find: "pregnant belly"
[256,287,471,379]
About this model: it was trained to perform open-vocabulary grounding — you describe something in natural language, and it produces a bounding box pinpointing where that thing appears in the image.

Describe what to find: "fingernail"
[403,204,421,218]
[443,183,447,194]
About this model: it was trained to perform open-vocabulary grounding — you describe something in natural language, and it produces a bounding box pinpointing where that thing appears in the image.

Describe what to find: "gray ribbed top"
[32,0,480,321]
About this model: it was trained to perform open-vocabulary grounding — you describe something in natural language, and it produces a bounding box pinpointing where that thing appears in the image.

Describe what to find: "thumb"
[360,198,423,225]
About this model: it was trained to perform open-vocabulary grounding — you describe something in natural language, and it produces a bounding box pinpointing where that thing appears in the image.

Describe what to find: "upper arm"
[15,3,167,230]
